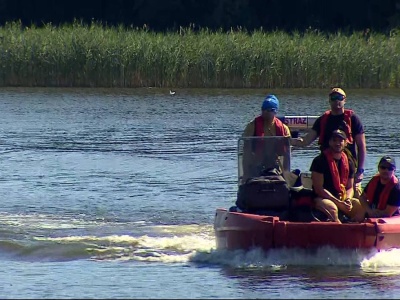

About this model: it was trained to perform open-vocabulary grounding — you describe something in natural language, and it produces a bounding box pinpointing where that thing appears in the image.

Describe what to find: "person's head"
[261,94,279,120]
[329,87,346,111]
[378,155,396,180]
[329,129,347,153]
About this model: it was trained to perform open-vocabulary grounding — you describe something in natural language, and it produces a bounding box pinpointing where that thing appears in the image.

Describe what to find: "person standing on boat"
[241,94,292,180]
[242,94,291,138]
[358,156,400,219]
[292,87,366,198]
[310,129,364,223]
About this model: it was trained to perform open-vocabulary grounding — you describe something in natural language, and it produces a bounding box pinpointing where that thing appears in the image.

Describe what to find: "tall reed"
[0,20,399,88]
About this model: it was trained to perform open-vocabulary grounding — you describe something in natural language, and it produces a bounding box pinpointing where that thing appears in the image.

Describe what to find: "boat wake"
[0,212,215,263]
[1,212,400,270]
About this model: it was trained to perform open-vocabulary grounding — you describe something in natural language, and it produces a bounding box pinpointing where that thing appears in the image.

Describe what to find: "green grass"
[0,20,399,88]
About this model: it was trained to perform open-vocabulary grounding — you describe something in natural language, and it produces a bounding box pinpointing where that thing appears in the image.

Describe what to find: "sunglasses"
[379,165,395,171]
[329,94,345,101]
[263,108,276,112]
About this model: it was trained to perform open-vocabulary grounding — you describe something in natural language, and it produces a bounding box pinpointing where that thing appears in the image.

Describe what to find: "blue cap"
[261,94,279,111]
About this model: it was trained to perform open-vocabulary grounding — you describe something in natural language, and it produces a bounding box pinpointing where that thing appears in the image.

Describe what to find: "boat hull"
[214,208,400,251]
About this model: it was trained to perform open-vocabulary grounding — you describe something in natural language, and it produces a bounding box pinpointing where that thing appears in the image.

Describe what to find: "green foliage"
[0,21,399,88]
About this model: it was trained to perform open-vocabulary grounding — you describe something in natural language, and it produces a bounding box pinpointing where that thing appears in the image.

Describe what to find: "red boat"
[214,208,400,251]
[213,119,400,251]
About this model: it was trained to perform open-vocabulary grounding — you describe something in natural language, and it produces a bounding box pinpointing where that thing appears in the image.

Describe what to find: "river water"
[0,87,400,299]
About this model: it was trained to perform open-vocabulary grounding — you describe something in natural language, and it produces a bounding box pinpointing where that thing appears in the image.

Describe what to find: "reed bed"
[0,21,399,88]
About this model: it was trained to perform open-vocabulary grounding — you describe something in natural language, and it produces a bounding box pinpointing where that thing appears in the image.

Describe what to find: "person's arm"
[242,120,255,137]
[283,124,291,137]
[345,177,355,200]
[312,171,341,203]
[354,132,366,175]
[312,170,353,213]
[291,129,318,147]
[370,205,399,218]
[352,114,366,180]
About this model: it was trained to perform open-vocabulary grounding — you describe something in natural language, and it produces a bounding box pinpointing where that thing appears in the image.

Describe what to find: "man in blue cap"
[242,94,291,138]
[241,94,293,180]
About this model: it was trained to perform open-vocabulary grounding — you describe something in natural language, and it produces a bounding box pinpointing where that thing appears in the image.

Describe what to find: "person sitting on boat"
[310,129,364,223]
[358,156,400,219]
[292,87,366,199]
[241,94,292,180]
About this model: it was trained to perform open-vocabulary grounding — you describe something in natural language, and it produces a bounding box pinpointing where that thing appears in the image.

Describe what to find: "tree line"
[1,0,400,33]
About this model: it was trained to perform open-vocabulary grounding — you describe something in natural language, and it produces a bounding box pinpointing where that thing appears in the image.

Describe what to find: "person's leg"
[314,197,341,222]
[346,198,366,222]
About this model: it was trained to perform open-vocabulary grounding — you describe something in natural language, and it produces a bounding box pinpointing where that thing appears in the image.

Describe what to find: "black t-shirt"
[312,112,365,159]
[363,180,400,209]
[310,153,355,198]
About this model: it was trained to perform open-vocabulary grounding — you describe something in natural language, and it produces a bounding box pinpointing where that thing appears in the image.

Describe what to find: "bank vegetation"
[1,21,399,89]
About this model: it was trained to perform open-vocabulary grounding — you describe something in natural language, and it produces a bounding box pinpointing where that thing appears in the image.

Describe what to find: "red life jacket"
[254,116,285,136]
[319,109,354,145]
[323,149,349,197]
[366,174,399,210]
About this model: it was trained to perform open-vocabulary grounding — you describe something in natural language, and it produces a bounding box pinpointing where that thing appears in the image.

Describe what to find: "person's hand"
[355,171,364,183]
[290,137,303,147]
[338,198,353,213]
[354,169,364,183]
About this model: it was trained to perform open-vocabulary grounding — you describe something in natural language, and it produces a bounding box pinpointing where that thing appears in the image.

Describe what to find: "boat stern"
[214,208,279,251]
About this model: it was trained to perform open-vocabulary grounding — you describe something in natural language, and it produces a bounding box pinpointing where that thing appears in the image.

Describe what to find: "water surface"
[0,87,400,299]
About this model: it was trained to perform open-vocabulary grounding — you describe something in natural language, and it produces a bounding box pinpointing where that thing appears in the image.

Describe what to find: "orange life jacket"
[366,174,399,210]
[323,149,349,198]
[319,109,354,145]
[254,116,285,136]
